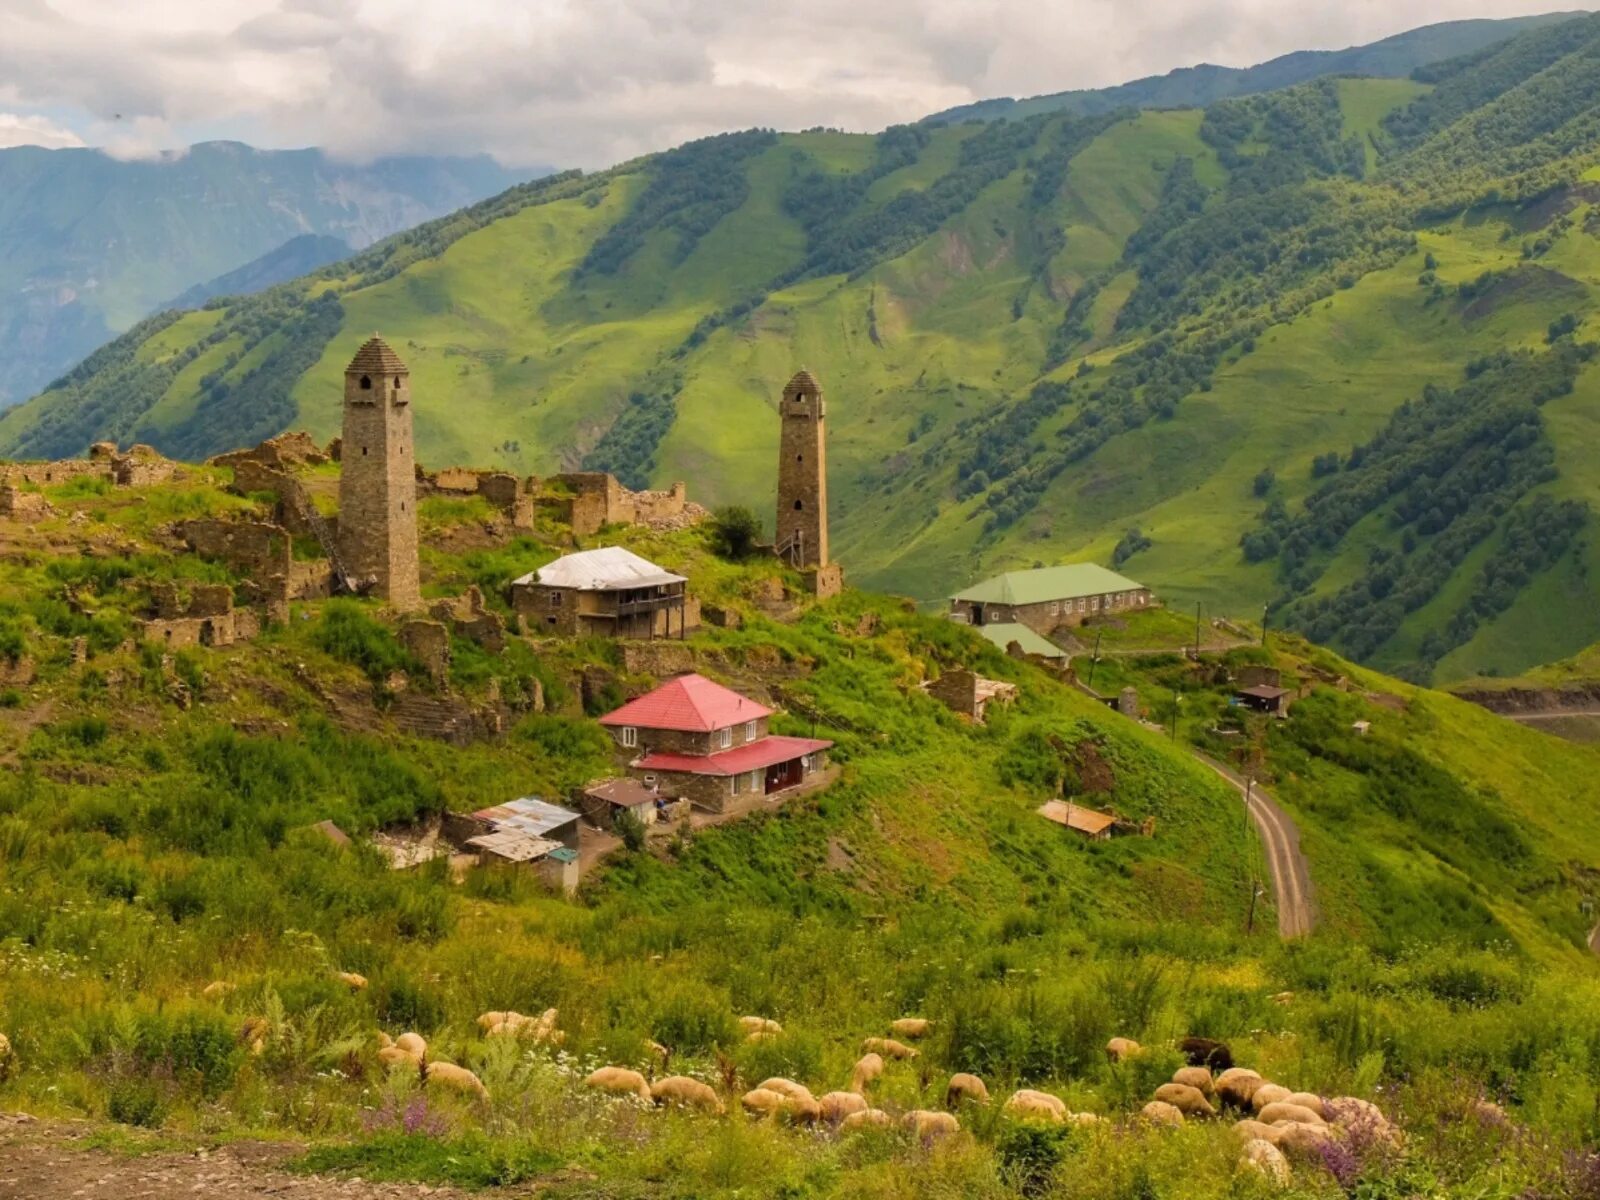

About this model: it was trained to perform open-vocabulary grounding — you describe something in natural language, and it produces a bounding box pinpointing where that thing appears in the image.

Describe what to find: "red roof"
[637,735,832,778]
[599,673,773,733]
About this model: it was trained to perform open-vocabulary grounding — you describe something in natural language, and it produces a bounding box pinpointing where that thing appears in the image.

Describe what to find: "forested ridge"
[6,14,1600,682]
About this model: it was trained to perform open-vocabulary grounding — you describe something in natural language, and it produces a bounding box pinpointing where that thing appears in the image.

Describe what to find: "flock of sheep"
[376,1009,1396,1186]
[1110,1037,1401,1184]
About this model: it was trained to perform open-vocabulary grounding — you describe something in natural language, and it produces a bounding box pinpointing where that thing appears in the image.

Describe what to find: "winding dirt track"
[1196,756,1317,938]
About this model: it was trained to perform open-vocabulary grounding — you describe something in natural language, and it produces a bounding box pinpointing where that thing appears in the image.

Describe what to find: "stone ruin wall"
[0,441,179,496]
[137,580,262,649]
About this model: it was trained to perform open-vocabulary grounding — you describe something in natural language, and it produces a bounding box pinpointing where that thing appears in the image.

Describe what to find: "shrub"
[312,602,419,684]
[709,506,763,560]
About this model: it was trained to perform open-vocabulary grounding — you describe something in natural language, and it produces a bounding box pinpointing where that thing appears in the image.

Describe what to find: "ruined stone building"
[338,336,421,610]
[774,370,843,598]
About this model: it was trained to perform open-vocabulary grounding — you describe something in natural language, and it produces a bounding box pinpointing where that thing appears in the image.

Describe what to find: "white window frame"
[548,590,563,608]
[744,720,757,741]
[719,726,733,749]
[621,726,637,749]
[730,774,741,795]
[750,769,762,792]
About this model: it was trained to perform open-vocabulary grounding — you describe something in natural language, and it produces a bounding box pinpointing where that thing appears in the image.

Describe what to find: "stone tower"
[775,369,829,570]
[339,335,421,610]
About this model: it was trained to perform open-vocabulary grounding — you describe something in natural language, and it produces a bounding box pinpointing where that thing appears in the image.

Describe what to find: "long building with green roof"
[950,563,1152,638]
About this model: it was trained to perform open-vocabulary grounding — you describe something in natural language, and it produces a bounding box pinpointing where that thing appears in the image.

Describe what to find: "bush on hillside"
[708,506,763,561]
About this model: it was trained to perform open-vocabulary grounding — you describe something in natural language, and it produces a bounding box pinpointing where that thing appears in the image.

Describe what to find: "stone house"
[598,673,832,814]
[950,563,1152,636]
[924,668,1017,723]
[137,582,261,648]
[510,546,695,639]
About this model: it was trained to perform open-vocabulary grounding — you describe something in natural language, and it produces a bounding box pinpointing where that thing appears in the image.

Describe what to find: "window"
[621,727,637,748]
[802,754,813,773]
[744,720,757,741]
[796,454,803,462]
[793,499,803,511]
[548,591,563,607]
[719,727,733,749]
[359,375,372,390]
[750,770,762,792]
[1050,601,1059,615]
[730,775,742,795]
[394,376,402,389]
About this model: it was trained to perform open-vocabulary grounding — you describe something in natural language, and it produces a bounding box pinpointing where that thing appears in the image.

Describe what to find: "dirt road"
[1196,756,1316,938]
[0,1117,494,1200]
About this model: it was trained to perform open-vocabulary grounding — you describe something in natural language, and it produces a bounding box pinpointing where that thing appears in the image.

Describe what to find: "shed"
[469,797,582,852]
[975,621,1067,661]
[582,777,662,829]
[1235,684,1292,716]
[540,846,581,896]
[1037,799,1117,841]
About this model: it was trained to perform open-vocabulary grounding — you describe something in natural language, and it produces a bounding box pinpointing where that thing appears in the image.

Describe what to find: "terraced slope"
[7,15,1600,683]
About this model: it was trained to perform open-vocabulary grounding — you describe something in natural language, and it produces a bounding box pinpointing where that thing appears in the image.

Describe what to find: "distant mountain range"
[0,142,537,408]
[923,13,1584,124]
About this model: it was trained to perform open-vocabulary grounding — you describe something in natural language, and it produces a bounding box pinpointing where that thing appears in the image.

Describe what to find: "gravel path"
[0,1116,493,1200]
[1195,756,1317,938]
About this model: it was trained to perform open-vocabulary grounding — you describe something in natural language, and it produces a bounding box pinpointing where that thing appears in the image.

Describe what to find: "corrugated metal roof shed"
[511,546,685,592]
[472,797,580,837]
[953,563,1145,606]
[466,831,560,862]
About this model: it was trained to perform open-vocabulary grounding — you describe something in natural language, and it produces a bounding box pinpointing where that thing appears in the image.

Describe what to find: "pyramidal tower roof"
[785,369,821,392]
[346,335,408,376]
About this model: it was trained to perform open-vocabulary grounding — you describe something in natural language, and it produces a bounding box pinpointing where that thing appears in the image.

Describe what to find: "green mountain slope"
[923,13,1582,125]
[8,15,1600,684]
[0,141,533,408]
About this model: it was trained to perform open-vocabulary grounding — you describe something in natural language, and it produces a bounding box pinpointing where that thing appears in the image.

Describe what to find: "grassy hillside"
[2,465,1600,1196]
[6,16,1600,685]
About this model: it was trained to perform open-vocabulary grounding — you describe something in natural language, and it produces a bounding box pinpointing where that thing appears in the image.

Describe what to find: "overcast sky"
[0,0,1586,168]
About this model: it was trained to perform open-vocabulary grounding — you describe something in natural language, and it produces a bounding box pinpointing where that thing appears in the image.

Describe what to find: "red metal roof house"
[599,674,832,814]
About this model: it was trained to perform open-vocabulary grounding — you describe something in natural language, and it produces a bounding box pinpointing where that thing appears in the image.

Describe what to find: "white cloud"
[0,112,86,149]
[0,0,1582,168]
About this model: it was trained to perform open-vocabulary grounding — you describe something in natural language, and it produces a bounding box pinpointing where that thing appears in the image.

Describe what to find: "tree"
[1253,467,1277,497]
[709,506,762,560]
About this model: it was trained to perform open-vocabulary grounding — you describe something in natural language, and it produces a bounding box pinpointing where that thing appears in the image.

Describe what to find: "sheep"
[483,1008,564,1044]
[1325,1096,1383,1128]
[1215,1069,1265,1111]
[1258,1101,1325,1128]
[476,1010,512,1032]
[651,1075,724,1115]
[1178,1037,1232,1070]
[744,1030,778,1044]
[1269,991,1295,1006]
[395,1032,427,1061]
[861,1037,917,1061]
[586,1066,652,1104]
[890,1017,931,1039]
[1139,1100,1184,1128]
[1241,1138,1291,1186]
[840,1107,893,1131]
[1250,1084,1293,1113]
[202,980,234,1001]
[741,1088,788,1118]
[1232,1119,1279,1145]
[425,1061,488,1100]
[379,1044,422,1071]
[1171,1066,1214,1097]
[1282,1092,1328,1120]
[818,1091,868,1123]
[1105,1036,1142,1062]
[0,1032,10,1071]
[238,1017,269,1048]
[1003,1089,1067,1124]
[945,1073,990,1108]
[1152,1083,1215,1119]
[904,1110,959,1140]
[850,1053,885,1093]
[335,971,368,991]
[756,1077,816,1106]
[738,1016,782,1036]
[1274,1121,1334,1162]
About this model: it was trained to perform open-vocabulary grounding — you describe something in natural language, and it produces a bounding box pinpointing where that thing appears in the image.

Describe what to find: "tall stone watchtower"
[775,369,829,570]
[339,335,421,610]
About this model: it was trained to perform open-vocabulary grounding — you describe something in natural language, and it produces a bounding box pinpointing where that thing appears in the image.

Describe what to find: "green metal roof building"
[976,622,1067,660]
[952,564,1147,606]
[950,563,1153,636]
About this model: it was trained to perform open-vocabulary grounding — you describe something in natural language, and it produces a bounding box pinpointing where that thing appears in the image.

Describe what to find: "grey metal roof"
[472,796,580,837]
[512,546,685,592]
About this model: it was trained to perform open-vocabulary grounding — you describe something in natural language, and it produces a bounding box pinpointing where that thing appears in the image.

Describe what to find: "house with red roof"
[598,673,833,814]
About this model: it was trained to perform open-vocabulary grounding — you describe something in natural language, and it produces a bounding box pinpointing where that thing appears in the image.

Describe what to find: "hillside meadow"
[0,469,1599,1196]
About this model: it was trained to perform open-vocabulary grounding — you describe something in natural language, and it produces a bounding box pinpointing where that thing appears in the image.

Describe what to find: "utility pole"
[1170,693,1182,742]
[1194,600,1202,659]
[1246,880,1260,935]
[1087,629,1104,690]
[1260,602,1270,648]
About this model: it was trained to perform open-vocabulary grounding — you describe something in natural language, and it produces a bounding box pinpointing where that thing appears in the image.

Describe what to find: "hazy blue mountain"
[0,141,537,407]
[167,234,352,310]
[922,13,1584,124]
